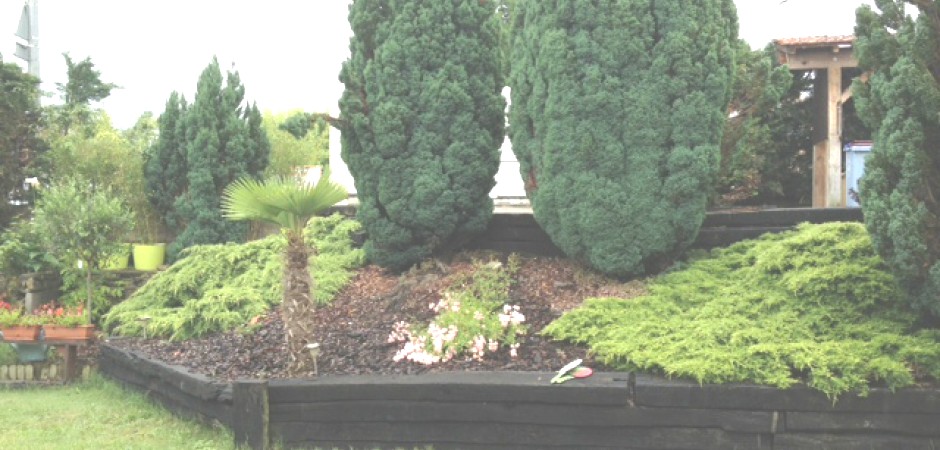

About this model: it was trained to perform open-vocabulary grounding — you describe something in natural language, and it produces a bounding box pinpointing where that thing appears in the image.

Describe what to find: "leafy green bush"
[103,214,364,340]
[544,222,940,398]
[0,344,18,365]
[58,268,128,321]
[32,177,135,323]
[0,220,60,278]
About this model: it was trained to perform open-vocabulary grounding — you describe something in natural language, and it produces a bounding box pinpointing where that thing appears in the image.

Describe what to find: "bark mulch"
[109,252,647,381]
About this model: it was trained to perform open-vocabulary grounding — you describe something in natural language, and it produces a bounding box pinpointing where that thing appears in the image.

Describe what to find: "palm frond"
[222,171,348,232]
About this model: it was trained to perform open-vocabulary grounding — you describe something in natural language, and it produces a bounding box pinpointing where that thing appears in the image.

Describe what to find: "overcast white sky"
[2,0,875,129]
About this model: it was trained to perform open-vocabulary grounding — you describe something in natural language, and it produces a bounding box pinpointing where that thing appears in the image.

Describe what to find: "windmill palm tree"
[222,172,347,373]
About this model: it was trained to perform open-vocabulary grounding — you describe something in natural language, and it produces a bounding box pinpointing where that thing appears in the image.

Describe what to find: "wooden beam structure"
[774,36,859,208]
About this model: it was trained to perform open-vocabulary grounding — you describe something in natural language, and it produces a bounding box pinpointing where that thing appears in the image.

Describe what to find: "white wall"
[327,88,527,200]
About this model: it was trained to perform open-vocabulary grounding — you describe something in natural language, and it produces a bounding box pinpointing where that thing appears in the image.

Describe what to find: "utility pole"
[14,0,40,80]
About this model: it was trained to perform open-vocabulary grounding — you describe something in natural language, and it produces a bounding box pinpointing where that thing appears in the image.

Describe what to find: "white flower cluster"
[388,298,526,365]
[498,304,525,328]
[388,320,460,365]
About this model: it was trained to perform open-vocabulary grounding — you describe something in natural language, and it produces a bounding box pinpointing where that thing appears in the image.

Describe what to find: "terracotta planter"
[42,325,96,341]
[0,325,42,342]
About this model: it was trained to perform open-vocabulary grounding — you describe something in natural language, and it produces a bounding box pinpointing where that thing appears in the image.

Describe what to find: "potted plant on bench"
[0,299,41,342]
[36,303,94,341]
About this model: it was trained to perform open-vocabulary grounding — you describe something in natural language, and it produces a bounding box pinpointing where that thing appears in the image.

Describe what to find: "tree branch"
[312,113,346,131]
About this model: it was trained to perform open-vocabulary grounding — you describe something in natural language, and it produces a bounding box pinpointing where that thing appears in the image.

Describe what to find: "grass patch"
[103,214,364,340]
[544,222,940,398]
[0,375,233,450]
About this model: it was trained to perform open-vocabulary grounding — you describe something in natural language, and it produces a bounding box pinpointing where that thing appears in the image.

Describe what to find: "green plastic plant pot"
[133,243,165,271]
[104,244,132,270]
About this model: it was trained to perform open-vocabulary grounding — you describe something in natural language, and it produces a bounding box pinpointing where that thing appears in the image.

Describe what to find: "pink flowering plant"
[34,302,89,327]
[389,258,527,365]
[0,301,45,327]
[0,300,22,327]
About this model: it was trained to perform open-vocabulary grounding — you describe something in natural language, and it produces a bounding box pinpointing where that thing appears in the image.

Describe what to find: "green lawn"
[0,375,234,450]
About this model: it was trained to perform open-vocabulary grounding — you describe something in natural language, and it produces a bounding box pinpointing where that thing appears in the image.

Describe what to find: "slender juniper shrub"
[103,214,364,340]
[544,222,940,398]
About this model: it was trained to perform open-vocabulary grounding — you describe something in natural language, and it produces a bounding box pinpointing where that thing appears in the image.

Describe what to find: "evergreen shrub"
[508,0,738,276]
[544,222,940,398]
[854,1,940,318]
[338,0,505,270]
[103,215,364,340]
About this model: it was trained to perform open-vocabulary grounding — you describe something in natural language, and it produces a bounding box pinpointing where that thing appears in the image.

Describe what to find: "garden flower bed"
[108,254,642,379]
[98,219,939,448]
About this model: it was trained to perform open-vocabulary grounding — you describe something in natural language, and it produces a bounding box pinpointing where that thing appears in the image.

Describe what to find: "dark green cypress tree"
[245,103,270,178]
[339,0,505,270]
[146,58,269,259]
[0,55,44,228]
[509,0,737,276]
[717,41,816,207]
[854,0,940,317]
[145,91,188,231]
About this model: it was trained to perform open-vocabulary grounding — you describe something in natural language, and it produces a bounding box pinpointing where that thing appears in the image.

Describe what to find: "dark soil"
[109,252,647,381]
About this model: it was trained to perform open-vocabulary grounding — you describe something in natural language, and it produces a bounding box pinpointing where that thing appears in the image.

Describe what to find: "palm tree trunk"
[283,231,316,374]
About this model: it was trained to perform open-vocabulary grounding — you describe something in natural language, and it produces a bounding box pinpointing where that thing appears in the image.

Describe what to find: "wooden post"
[60,345,79,382]
[234,380,270,450]
[812,140,828,208]
[775,38,857,209]
[826,65,844,207]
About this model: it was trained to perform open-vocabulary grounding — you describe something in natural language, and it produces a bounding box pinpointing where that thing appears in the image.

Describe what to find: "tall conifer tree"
[509,0,737,276]
[145,92,188,231]
[0,56,44,228]
[854,0,940,317]
[146,58,269,258]
[338,0,505,270]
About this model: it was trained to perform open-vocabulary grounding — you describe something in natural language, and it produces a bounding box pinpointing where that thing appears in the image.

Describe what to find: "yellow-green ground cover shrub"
[103,214,363,340]
[544,222,940,397]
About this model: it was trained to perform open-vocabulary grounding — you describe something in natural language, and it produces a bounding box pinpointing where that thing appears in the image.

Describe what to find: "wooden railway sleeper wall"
[99,343,939,449]
[471,207,864,256]
[329,204,865,257]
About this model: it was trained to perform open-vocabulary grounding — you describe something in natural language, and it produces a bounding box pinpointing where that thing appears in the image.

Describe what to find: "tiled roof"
[773,35,856,48]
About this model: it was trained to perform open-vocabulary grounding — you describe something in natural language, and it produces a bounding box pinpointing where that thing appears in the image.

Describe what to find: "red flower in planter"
[34,303,88,327]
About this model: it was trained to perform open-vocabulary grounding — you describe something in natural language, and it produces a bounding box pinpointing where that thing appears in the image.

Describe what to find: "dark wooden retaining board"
[271,422,769,449]
[99,334,939,450]
[268,371,629,406]
[269,401,774,432]
[98,343,233,427]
